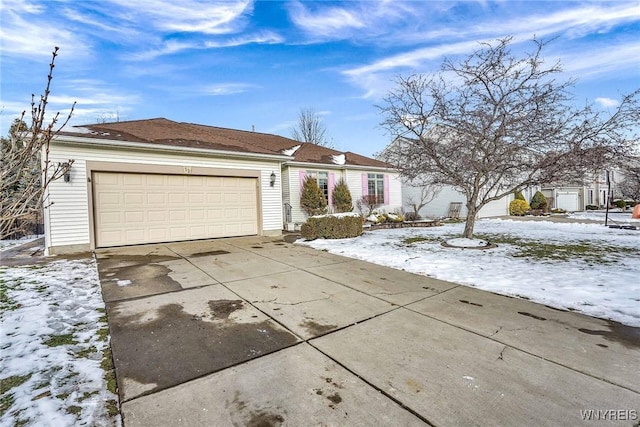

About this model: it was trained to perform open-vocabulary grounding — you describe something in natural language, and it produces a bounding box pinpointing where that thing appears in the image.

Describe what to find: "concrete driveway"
[95,236,640,426]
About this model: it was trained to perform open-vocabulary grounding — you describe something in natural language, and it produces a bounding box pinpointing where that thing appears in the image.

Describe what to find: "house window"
[367,173,385,204]
[306,171,329,202]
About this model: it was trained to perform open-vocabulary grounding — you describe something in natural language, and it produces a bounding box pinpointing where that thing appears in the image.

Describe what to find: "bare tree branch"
[378,36,639,238]
[291,107,334,148]
[1,47,75,239]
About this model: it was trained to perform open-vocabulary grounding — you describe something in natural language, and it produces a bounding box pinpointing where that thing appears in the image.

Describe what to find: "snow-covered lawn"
[0,256,120,427]
[298,218,640,327]
[568,210,640,223]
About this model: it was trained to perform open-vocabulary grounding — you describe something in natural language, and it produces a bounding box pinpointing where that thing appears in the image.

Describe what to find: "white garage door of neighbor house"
[93,172,258,247]
[556,193,579,212]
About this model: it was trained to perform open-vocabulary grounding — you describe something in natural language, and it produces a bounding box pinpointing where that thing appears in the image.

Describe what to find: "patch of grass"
[76,345,97,358]
[0,280,20,312]
[80,391,99,401]
[403,237,431,244]
[97,327,109,342]
[106,399,119,417]
[104,371,117,395]
[0,373,32,395]
[44,334,77,347]
[0,373,32,416]
[473,233,639,264]
[101,347,118,394]
[66,405,82,415]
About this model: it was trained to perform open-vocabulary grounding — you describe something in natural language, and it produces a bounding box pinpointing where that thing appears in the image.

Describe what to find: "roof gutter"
[53,135,293,162]
[284,160,397,172]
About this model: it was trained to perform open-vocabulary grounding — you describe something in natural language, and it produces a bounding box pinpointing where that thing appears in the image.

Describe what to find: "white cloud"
[107,0,252,34]
[204,31,284,48]
[0,5,90,59]
[339,2,640,100]
[595,97,621,108]
[203,83,257,96]
[288,1,366,37]
[124,40,201,61]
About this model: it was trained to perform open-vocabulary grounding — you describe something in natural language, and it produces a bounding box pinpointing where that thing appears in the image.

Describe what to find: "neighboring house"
[44,118,401,255]
[542,169,623,211]
[402,183,514,219]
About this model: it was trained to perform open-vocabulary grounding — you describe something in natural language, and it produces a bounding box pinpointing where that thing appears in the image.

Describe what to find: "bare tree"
[291,107,333,148]
[618,164,640,202]
[379,37,639,238]
[404,176,442,218]
[1,47,75,239]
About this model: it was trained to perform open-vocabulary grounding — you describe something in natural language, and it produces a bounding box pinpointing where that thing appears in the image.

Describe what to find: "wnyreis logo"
[580,409,638,422]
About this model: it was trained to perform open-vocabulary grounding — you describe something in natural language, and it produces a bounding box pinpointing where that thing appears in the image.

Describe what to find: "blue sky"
[1,1,638,157]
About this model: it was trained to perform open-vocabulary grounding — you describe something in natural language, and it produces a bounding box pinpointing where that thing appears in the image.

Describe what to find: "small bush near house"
[356,195,379,217]
[332,178,353,213]
[514,191,526,201]
[586,204,599,210]
[376,213,404,223]
[404,212,420,221]
[301,214,363,240]
[300,176,327,216]
[614,199,626,209]
[509,199,530,216]
[529,191,548,212]
[551,208,567,214]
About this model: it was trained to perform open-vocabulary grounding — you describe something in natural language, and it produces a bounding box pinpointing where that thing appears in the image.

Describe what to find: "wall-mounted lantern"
[62,162,72,183]
[270,171,276,187]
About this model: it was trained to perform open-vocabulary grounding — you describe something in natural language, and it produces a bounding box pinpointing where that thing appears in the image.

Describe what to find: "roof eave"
[52,135,293,161]
[284,160,396,172]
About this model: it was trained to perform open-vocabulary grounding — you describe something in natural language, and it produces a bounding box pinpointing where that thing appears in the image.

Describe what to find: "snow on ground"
[0,257,120,427]
[0,236,41,253]
[568,210,640,223]
[298,218,640,327]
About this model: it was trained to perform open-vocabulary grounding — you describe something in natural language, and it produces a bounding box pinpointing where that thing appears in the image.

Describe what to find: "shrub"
[379,213,404,223]
[514,191,526,201]
[509,199,530,216]
[614,199,626,209]
[551,208,567,214]
[300,176,327,216]
[529,191,548,212]
[301,214,363,240]
[356,195,379,216]
[585,204,599,210]
[332,178,353,213]
[404,212,421,221]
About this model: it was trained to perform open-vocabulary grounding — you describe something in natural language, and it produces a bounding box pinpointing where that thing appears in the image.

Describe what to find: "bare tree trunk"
[463,205,478,238]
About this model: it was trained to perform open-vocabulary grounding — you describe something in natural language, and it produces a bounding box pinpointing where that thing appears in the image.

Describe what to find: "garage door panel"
[98,192,121,205]
[123,174,144,185]
[124,192,144,204]
[100,212,121,224]
[148,193,165,204]
[125,211,144,223]
[94,172,258,247]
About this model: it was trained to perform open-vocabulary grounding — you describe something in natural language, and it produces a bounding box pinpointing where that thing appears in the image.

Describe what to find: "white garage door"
[556,193,579,212]
[93,172,258,247]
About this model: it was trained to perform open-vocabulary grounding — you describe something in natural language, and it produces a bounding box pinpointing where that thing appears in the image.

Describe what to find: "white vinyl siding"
[402,183,509,219]
[45,142,283,253]
[344,170,402,214]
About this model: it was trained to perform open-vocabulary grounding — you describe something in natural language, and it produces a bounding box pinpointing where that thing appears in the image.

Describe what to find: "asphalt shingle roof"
[61,118,391,168]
